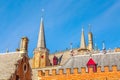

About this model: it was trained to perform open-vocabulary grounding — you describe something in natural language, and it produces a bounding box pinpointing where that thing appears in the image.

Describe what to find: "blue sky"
[0,0,120,57]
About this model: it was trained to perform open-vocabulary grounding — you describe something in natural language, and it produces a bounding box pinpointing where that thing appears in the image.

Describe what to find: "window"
[23,63,27,73]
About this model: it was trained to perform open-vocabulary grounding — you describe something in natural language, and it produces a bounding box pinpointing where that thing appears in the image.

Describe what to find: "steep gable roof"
[0,52,23,79]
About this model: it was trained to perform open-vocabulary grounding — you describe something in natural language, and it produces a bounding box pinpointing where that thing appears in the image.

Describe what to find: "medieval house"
[0,15,120,80]
[0,37,32,80]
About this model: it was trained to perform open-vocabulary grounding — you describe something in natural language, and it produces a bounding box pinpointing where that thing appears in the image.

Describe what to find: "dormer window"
[87,58,97,72]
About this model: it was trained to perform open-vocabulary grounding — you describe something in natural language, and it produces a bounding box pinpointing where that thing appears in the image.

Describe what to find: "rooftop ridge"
[50,50,120,56]
[50,48,79,55]
[50,47,118,55]
[0,51,25,55]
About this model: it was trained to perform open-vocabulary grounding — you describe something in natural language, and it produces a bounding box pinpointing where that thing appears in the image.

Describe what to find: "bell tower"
[32,16,50,68]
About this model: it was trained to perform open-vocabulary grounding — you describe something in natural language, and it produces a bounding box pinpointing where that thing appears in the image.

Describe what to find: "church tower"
[88,24,93,51]
[32,17,50,68]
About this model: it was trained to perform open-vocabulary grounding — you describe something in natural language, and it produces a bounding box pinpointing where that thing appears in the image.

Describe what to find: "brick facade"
[10,55,32,80]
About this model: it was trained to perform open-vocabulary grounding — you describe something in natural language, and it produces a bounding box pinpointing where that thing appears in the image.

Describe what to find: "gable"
[0,52,32,80]
[0,52,22,79]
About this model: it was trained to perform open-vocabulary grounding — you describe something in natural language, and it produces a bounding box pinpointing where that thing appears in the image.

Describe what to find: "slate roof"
[60,52,120,72]
[0,52,23,79]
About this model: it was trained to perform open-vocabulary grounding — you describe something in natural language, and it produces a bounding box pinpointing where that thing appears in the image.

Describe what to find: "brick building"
[31,16,120,80]
[0,37,32,80]
[0,16,120,80]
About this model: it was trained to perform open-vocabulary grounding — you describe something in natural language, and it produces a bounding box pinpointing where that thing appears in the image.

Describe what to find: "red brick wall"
[11,55,32,80]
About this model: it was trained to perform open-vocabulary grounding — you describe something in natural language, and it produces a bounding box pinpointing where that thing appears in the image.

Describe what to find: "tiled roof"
[0,52,23,79]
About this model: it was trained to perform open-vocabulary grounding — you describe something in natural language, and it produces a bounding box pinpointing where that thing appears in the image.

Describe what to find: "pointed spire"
[37,17,46,50]
[102,41,106,50]
[94,43,98,50]
[80,27,86,49]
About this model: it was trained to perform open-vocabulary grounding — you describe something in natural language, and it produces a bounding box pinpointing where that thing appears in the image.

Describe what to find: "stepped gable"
[0,52,22,79]
[60,52,120,72]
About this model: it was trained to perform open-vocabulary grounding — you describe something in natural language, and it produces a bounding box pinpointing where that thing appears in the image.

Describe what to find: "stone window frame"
[23,63,27,73]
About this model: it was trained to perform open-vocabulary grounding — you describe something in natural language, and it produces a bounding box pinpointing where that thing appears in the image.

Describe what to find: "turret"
[88,24,93,51]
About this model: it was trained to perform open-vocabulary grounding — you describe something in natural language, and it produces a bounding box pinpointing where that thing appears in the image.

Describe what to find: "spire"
[37,17,46,50]
[80,27,86,49]
[102,41,106,50]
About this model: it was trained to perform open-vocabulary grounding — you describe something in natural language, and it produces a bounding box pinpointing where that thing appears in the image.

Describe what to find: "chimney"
[20,37,29,53]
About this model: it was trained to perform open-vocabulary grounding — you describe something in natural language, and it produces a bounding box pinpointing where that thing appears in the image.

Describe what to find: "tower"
[32,17,50,68]
[88,24,93,51]
[80,27,86,49]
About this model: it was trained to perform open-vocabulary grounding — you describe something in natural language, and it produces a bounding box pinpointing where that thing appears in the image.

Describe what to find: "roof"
[0,52,23,79]
[49,48,78,65]
[87,58,96,66]
[60,52,120,72]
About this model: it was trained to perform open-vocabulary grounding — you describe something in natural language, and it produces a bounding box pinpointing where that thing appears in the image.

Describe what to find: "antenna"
[6,48,9,53]
[94,36,96,50]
